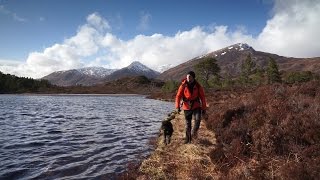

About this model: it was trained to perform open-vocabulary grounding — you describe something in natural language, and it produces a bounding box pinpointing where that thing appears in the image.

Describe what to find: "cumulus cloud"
[87,12,111,32]
[256,0,320,57]
[0,0,319,78]
[0,13,108,78]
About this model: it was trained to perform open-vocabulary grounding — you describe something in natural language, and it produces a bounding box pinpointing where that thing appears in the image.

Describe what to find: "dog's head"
[161,120,172,129]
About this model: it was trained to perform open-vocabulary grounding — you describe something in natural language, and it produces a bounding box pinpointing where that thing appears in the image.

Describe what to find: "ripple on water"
[0,168,29,180]
[3,141,46,150]
[0,95,174,179]
[47,129,63,134]
[52,115,65,119]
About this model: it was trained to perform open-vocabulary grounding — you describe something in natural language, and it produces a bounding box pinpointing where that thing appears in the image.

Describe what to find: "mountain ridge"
[158,43,320,81]
[42,61,160,86]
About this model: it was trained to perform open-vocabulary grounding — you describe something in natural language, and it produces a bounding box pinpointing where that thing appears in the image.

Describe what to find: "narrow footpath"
[137,112,218,179]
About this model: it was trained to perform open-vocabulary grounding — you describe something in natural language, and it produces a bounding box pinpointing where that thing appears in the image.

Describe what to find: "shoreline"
[0,93,145,96]
[117,106,218,179]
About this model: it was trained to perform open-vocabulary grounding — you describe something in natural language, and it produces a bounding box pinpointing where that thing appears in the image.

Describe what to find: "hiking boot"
[192,132,198,139]
[184,135,192,144]
[184,139,191,144]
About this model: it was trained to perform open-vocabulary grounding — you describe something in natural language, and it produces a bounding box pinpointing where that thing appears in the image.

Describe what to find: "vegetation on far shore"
[0,72,164,95]
[0,71,53,93]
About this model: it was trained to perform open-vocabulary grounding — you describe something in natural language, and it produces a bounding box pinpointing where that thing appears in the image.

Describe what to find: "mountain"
[104,61,160,81]
[158,43,320,81]
[42,67,117,86]
[42,61,160,86]
[77,67,117,78]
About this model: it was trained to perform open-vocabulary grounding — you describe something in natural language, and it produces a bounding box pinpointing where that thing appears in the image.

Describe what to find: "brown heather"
[207,81,320,179]
[118,81,320,179]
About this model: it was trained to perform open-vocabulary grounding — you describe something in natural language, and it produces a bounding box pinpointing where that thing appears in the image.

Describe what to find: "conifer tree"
[194,56,220,87]
[252,66,265,85]
[240,54,256,84]
[266,57,281,84]
[222,73,234,88]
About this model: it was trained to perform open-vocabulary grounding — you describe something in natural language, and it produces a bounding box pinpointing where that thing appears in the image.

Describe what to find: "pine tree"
[194,56,220,87]
[240,54,256,84]
[252,66,265,85]
[162,80,179,93]
[222,73,234,88]
[266,57,281,84]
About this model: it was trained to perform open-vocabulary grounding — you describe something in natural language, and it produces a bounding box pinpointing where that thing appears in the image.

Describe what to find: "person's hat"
[187,71,195,78]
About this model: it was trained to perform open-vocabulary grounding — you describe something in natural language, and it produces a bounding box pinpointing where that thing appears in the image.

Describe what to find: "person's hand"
[176,108,181,114]
[202,110,208,120]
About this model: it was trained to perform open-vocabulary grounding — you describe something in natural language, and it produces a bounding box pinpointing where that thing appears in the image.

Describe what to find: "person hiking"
[175,71,207,144]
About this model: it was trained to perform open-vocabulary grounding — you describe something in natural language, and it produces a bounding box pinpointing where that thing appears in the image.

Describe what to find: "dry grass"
[136,112,218,179]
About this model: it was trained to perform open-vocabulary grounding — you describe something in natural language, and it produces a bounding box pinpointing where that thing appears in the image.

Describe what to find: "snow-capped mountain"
[77,67,117,78]
[42,61,160,86]
[127,61,153,72]
[105,61,160,81]
[199,43,254,58]
[158,42,320,81]
[42,67,117,86]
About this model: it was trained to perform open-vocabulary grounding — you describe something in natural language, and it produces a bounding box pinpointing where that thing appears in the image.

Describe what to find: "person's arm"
[175,84,184,111]
[199,85,207,110]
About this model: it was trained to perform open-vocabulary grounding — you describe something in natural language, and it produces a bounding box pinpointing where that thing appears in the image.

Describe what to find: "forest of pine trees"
[0,71,52,93]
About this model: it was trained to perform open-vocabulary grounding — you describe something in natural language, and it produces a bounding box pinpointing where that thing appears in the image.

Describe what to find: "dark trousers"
[184,108,201,143]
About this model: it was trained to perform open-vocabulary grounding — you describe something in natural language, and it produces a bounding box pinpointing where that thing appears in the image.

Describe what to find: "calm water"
[0,94,173,180]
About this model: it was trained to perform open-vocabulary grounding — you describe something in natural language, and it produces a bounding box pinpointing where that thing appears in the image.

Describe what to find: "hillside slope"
[158,43,320,81]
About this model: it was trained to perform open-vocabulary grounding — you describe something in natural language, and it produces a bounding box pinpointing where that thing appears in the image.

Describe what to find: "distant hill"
[62,75,164,94]
[158,43,320,81]
[42,67,116,86]
[0,71,52,93]
[105,61,160,82]
[42,61,160,86]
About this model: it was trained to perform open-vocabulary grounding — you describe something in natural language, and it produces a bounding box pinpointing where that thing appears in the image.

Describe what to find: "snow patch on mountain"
[157,64,174,72]
[127,61,155,73]
[77,67,117,78]
[212,43,252,56]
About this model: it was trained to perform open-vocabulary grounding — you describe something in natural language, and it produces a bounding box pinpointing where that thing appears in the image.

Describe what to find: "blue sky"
[0,0,319,78]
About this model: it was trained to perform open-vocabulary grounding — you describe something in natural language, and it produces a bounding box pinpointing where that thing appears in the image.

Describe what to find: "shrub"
[161,80,179,93]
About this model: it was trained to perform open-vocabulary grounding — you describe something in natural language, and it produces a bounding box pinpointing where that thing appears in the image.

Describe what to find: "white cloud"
[0,5,27,22]
[87,12,111,32]
[1,0,319,79]
[137,11,151,31]
[256,0,320,57]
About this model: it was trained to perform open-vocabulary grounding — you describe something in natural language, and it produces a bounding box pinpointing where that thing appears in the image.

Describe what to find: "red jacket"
[175,80,207,110]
